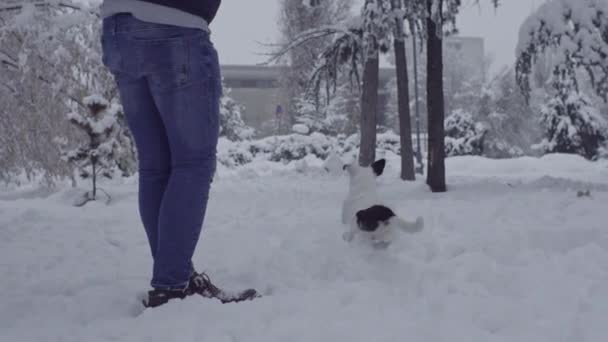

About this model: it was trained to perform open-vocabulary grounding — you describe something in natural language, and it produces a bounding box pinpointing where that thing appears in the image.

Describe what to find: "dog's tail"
[389,215,424,233]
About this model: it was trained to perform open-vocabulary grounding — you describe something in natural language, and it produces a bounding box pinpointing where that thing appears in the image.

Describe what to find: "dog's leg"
[343,221,358,242]
[342,231,355,242]
[371,223,394,247]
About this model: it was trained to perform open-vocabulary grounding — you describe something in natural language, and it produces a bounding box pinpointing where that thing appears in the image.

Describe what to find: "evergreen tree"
[61,95,120,205]
[220,85,255,141]
[534,71,608,160]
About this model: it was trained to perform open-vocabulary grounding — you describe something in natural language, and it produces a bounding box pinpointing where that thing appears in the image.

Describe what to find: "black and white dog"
[341,158,424,247]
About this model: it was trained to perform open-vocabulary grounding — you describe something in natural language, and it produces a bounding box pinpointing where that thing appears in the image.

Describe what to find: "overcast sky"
[212,0,546,75]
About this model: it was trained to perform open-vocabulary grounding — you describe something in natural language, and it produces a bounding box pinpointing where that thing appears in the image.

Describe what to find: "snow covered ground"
[1,154,608,342]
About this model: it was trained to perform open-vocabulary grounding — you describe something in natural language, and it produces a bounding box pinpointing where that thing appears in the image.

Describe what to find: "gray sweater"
[101,0,209,31]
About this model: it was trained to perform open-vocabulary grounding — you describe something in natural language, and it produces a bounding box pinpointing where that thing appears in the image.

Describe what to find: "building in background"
[222,36,485,137]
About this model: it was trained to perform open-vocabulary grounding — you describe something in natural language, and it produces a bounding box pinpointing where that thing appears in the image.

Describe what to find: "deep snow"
[1,154,608,342]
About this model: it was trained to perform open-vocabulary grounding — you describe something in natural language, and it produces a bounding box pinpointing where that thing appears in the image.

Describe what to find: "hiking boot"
[189,271,260,303]
[142,288,189,308]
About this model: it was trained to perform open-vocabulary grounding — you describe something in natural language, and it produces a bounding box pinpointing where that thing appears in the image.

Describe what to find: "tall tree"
[359,0,391,166]
[359,50,380,166]
[422,0,500,192]
[391,0,415,180]
[425,0,446,192]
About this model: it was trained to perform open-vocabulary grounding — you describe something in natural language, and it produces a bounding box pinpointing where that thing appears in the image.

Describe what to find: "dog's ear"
[371,159,386,176]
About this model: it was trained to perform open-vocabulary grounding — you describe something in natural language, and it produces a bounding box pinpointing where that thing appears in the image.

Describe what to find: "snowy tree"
[0,1,121,185]
[270,0,501,183]
[516,0,608,102]
[220,85,255,141]
[270,0,386,166]
[389,0,419,180]
[277,0,354,131]
[481,67,541,158]
[61,95,121,205]
[424,0,448,192]
[444,109,487,157]
[422,0,500,192]
[358,0,392,167]
[325,79,361,134]
[293,92,351,136]
[533,73,608,160]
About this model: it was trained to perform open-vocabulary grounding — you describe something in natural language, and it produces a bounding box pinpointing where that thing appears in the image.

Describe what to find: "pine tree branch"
[0,0,87,13]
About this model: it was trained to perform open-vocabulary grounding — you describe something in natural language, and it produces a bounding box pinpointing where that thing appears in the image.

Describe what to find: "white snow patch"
[1,154,608,341]
[292,123,310,135]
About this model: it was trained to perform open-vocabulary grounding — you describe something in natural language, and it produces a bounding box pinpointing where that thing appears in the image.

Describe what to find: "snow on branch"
[516,0,608,101]
[0,0,83,12]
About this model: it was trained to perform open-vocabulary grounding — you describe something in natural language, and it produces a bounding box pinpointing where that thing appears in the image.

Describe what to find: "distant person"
[100,0,257,309]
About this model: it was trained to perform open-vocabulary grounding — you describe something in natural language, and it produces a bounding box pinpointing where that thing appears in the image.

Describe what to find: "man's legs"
[114,75,171,261]
[146,33,221,290]
[103,15,257,306]
[118,64,219,290]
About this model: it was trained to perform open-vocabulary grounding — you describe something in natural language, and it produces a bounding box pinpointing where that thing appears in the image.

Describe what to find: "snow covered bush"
[292,123,311,135]
[217,130,417,169]
[322,151,344,175]
[444,110,488,157]
[483,112,525,158]
[376,131,401,156]
[598,144,608,160]
[220,85,254,141]
[60,95,122,205]
[217,133,336,167]
[533,77,608,160]
[263,133,335,163]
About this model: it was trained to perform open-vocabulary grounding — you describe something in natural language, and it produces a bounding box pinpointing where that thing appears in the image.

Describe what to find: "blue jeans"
[101,14,221,290]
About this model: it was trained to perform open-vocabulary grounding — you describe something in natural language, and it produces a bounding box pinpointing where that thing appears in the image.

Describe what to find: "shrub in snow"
[217,130,423,169]
[265,133,334,162]
[483,112,526,158]
[598,144,608,160]
[292,123,310,135]
[294,158,309,173]
[217,133,336,167]
[60,95,121,206]
[216,138,255,168]
[444,110,488,157]
[533,77,608,160]
[323,152,344,175]
[484,139,525,158]
[376,131,401,156]
[220,85,255,141]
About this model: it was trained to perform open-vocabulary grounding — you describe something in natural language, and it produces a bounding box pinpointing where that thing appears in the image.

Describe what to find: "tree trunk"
[359,53,380,167]
[392,0,415,181]
[426,0,447,192]
[91,159,97,200]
